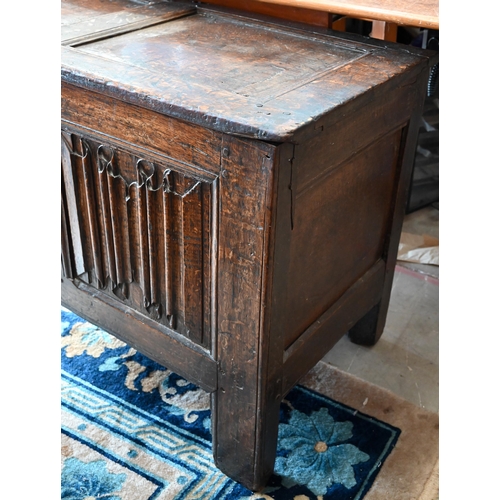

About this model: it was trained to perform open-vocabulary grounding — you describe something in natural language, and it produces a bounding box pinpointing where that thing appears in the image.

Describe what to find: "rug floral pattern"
[61,308,400,500]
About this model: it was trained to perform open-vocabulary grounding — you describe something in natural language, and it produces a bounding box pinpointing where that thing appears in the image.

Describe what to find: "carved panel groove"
[61,131,216,347]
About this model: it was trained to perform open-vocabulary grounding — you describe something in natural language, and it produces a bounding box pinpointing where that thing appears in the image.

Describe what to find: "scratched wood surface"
[61,8,430,142]
[61,0,196,45]
[61,0,143,25]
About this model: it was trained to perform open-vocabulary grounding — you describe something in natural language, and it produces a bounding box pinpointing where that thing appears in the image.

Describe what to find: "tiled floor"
[322,206,439,413]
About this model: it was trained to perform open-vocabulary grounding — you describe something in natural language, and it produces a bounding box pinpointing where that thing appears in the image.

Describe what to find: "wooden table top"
[245,0,439,29]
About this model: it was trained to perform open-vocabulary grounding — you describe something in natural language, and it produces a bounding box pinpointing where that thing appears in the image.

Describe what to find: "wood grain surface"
[61,0,195,45]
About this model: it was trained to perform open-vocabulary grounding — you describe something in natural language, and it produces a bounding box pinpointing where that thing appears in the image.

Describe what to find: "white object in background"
[397,233,439,265]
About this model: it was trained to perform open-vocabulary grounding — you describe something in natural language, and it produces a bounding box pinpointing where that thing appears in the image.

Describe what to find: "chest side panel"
[284,130,402,347]
[281,79,422,348]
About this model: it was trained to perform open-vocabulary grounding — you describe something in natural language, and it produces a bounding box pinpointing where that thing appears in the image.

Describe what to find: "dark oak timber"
[61,1,434,491]
[349,87,427,346]
[213,136,279,489]
[62,277,218,392]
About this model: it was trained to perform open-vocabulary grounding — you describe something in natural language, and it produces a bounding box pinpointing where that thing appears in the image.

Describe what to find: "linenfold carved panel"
[61,131,215,347]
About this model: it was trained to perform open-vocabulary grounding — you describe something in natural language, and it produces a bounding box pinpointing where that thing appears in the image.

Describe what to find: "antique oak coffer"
[61,0,432,490]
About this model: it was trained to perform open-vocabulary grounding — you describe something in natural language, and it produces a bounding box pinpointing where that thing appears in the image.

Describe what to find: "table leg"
[213,136,283,490]
[348,302,384,346]
[211,385,281,491]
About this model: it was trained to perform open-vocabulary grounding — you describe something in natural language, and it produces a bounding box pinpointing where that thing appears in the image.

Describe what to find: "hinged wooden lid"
[62,3,432,142]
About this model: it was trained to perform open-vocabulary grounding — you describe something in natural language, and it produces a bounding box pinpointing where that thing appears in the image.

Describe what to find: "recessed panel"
[76,13,367,102]
[284,130,402,348]
[61,130,215,348]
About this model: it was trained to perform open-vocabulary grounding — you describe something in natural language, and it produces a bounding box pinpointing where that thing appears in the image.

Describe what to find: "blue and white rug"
[61,307,401,500]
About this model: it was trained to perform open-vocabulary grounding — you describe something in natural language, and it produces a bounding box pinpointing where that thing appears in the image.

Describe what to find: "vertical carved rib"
[97,145,117,286]
[135,159,152,308]
[147,183,158,310]
[210,178,219,354]
[147,175,164,320]
[202,181,212,347]
[180,175,203,343]
[163,170,175,328]
[110,170,132,290]
[61,187,74,279]
[76,137,104,287]
[61,133,86,277]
